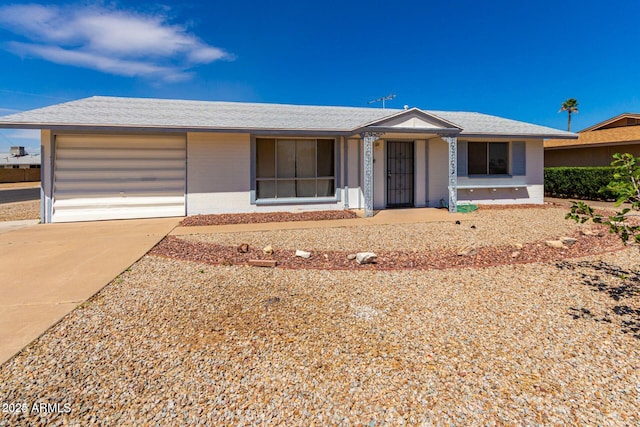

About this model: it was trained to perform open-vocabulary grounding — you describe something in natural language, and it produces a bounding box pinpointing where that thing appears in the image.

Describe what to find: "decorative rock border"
[150,231,626,271]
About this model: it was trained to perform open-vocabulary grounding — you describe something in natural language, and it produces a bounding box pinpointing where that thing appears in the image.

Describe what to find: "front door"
[386,141,414,208]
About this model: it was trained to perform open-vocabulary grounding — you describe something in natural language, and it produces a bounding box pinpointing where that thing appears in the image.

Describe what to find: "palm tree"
[560,98,579,131]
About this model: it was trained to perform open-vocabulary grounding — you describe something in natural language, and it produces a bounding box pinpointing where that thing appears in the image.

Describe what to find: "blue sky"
[1,0,639,152]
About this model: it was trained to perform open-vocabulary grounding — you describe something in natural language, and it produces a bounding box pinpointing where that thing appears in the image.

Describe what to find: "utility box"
[10,146,25,157]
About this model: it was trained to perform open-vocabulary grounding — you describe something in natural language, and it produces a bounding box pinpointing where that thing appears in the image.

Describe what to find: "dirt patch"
[0,200,39,221]
[180,210,359,227]
[150,232,626,271]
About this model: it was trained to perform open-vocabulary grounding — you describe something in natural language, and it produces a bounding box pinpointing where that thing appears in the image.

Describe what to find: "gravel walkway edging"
[151,231,626,271]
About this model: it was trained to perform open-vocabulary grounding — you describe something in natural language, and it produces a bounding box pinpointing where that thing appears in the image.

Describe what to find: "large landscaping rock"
[545,240,566,249]
[295,250,312,259]
[356,252,377,264]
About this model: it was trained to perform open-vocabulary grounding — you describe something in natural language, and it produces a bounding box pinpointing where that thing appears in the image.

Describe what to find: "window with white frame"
[256,138,335,199]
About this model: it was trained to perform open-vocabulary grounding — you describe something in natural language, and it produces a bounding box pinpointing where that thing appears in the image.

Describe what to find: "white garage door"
[53,134,186,223]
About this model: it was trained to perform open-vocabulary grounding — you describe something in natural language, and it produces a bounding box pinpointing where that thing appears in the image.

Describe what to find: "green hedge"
[544,167,617,200]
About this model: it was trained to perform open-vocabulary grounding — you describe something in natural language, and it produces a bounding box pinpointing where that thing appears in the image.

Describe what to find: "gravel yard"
[0,201,39,222]
[1,206,639,426]
[180,210,359,226]
[155,206,626,271]
[181,207,585,252]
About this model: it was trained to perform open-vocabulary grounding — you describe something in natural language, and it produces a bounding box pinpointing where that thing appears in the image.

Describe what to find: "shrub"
[544,167,617,200]
[566,153,640,244]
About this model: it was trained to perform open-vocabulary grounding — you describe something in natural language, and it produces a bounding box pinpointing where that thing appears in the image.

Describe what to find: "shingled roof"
[0,152,41,166]
[545,113,640,149]
[545,126,640,148]
[0,96,575,138]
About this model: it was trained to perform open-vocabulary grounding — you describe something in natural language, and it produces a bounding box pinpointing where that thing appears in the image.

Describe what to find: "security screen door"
[386,141,414,208]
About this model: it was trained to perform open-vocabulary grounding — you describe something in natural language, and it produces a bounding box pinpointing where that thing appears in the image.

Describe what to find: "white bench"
[456,184,525,193]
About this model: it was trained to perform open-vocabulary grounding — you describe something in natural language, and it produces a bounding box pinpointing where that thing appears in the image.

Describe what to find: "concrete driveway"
[0,217,180,364]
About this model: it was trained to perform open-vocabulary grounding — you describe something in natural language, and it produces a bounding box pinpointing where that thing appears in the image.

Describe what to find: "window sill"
[255,196,339,206]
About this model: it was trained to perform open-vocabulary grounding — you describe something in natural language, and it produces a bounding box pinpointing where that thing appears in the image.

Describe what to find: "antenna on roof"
[368,93,396,109]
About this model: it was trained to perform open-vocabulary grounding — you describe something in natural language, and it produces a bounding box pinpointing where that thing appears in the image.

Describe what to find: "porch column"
[443,135,458,213]
[360,131,383,217]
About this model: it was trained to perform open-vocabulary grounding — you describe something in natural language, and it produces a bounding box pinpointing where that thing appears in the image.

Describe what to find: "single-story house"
[0,96,575,223]
[545,113,640,167]
[0,146,41,183]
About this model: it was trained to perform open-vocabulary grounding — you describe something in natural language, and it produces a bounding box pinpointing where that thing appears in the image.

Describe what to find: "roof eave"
[0,123,46,130]
[460,132,578,140]
[0,122,354,136]
[0,122,575,140]
[349,125,460,136]
[545,140,640,150]
[579,112,640,133]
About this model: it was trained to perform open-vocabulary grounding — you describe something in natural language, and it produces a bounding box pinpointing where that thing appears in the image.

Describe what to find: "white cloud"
[8,42,192,81]
[0,4,234,81]
[0,107,20,115]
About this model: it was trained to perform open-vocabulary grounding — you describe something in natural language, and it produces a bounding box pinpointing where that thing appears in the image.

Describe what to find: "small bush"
[544,167,617,200]
[565,153,640,244]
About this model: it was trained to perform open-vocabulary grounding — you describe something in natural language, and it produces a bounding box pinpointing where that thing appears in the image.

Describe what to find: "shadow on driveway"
[0,187,39,204]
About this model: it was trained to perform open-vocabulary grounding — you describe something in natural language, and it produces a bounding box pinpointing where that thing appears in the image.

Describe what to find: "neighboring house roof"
[0,96,575,139]
[580,112,640,133]
[0,153,41,166]
[545,113,640,149]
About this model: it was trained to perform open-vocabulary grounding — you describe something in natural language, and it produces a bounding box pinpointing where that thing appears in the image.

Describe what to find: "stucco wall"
[186,132,251,214]
[414,140,427,207]
[345,138,362,209]
[457,138,544,205]
[428,137,449,207]
[187,133,345,215]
